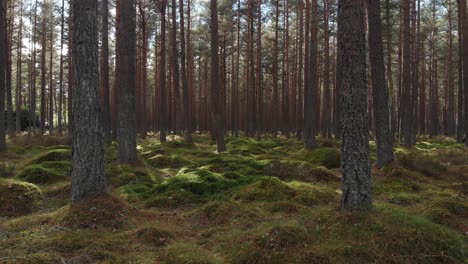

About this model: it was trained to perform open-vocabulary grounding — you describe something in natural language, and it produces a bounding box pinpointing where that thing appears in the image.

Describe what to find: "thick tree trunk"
[210,0,226,152]
[338,0,372,210]
[70,0,106,202]
[116,0,137,163]
[368,0,394,168]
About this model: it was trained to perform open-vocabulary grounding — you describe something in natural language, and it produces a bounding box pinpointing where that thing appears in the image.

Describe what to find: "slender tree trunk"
[338,0,372,210]
[420,40,426,135]
[16,0,23,134]
[49,15,54,134]
[304,0,318,149]
[100,0,111,143]
[179,0,192,143]
[6,0,13,137]
[171,0,181,135]
[462,0,468,146]
[58,0,64,135]
[368,0,394,168]
[210,0,226,152]
[322,0,331,138]
[255,0,262,139]
[70,0,106,202]
[401,0,413,146]
[68,0,73,134]
[40,12,47,135]
[159,0,168,142]
[116,0,137,163]
[273,0,279,137]
[447,0,455,136]
[457,0,464,141]
[0,0,6,151]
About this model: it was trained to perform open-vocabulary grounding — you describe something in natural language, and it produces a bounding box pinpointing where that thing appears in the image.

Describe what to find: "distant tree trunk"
[179,0,192,143]
[70,0,106,202]
[338,0,372,210]
[447,0,455,136]
[429,0,438,138]
[58,0,64,135]
[273,0,279,137]
[322,0,331,138]
[100,0,111,143]
[401,0,412,146]
[420,40,426,135]
[16,0,23,134]
[49,16,54,134]
[457,0,464,141]
[462,0,468,147]
[68,0,73,134]
[40,13,47,135]
[0,0,6,151]
[116,0,137,163]
[255,0,262,140]
[385,0,396,137]
[171,0,181,135]
[159,0,168,143]
[410,0,419,144]
[367,0,394,168]
[296,0,304,140]
[6,1,13,137]
[210,0,226,152]
[304,0,318,149]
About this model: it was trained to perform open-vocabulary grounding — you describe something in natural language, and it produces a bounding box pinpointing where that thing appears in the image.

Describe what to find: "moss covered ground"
[0,134,466,263]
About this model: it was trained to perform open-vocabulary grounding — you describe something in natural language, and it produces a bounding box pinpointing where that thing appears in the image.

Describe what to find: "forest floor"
[0,134,467,263]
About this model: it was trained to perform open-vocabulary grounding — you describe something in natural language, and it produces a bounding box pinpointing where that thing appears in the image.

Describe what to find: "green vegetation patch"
[264,159,339,182]
[163,242,223,264]
[30,149,71,164]
[305,147,341,169]
[16,164,67,184]
[0,179,43,216]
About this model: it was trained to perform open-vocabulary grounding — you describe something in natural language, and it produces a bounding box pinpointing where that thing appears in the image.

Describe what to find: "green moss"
[236,177,296,202]
[200,201,264,225]
[230,224,309,264]
[0,179,43,216]
[148,154,190,168]
[264,160,339,182]
[396,151,447,176]
[164,242,223,264]
[16,165,67,184]
[306,148,341,169]
[288,181,340,206]
[0,162,15,178]
[30,149,71,164]
[388,192,421,205]
[40,161,71,176]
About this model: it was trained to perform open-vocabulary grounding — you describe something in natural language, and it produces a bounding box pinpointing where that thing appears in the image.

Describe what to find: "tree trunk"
[70,0,106,202]
[159,0,168,142]
[100,0,111,143]
[304,0,318,149]
[401,0,413,146]
[338,0,372,210]
[16,0,23,134]
[210,0,226,152]
[457,0,464,141]
[6,0,13,137]
[273,0,279,137]
[367,0,394,168]
[0,0,6,151]
[116,0,137,163]
[322,0,331,138]
[49,13,54,134]
[255,0,262,140]
[179,0,192,143]
[171,0,181,135]
[462,0,468,147]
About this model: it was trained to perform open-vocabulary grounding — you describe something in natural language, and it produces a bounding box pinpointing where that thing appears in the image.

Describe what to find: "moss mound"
[199,201,264,225]
[26,252,62,264]
[306,148,341,169]
[30,149,71,164]
[163,242,223,264]
[0,179,43,216]
[237,177,297,202]
[40,161,71,176]
[230,224,309,264]
[62,195,132,229]
[16,165,67,184]
[135,226,174,247]
[396,151,447,177]
[264,160,339,182]
[148,154,190,168]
